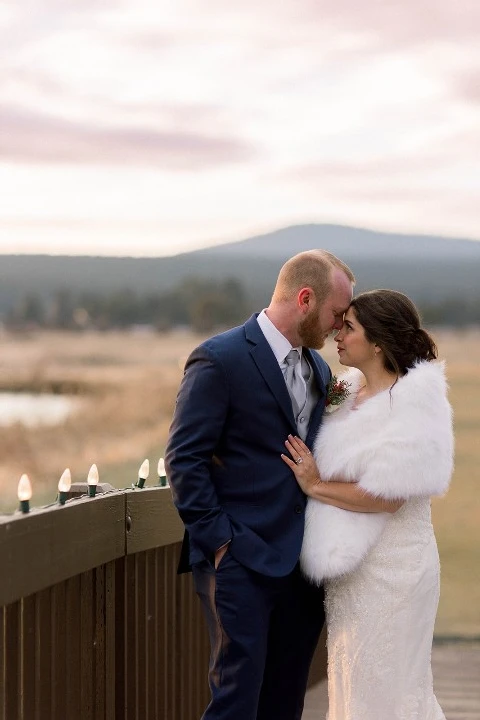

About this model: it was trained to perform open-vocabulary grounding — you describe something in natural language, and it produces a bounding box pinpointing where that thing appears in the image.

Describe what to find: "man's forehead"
[332,290,352,312]
[331,274,353,297]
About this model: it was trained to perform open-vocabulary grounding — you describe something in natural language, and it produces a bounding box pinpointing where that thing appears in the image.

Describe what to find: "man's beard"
[298,309,326,349]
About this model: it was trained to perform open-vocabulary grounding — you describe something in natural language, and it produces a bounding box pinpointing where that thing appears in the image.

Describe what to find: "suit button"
[294,505,302,514]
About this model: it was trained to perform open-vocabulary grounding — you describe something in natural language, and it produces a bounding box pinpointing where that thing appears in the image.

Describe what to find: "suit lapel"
[244,315,297,430]
[303,348,328,445]
[304,348,328,395]
[243,315,331,441]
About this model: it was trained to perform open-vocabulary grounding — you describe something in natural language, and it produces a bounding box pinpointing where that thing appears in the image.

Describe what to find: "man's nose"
[333,318,344,330]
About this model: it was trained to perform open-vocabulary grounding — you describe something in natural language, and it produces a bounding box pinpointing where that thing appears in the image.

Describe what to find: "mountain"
[192,224,480,260]
[0,224,479,315]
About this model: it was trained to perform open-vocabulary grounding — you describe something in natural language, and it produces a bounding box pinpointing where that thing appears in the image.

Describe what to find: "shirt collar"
[257,310,303,367]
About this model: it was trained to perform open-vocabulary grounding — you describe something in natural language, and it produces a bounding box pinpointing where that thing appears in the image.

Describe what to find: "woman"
[282,289,454,720]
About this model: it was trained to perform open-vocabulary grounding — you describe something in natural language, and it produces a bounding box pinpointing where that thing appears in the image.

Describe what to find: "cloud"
[454,69,480,104]
[200,0,480,48]
[283,119,480,194]
[0,0,479,250]
[0,104,257,168]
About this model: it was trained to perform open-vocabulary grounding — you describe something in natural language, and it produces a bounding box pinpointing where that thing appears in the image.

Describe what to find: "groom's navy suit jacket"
[165,313,331,577]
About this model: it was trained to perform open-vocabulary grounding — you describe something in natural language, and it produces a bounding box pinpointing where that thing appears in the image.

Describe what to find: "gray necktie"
[284,349,307,417]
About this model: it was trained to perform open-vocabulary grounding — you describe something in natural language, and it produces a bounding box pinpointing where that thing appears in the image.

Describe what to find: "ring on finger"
[295,457,303,465]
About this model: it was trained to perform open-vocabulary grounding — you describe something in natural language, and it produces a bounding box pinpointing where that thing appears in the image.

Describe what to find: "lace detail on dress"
[324,498,446,720]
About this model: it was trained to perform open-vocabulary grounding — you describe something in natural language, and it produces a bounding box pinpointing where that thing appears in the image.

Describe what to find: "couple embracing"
[165,250,453,720]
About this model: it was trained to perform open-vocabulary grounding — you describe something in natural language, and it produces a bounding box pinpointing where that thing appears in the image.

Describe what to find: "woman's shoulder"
[392,360,450,409]
[401,358,447,382]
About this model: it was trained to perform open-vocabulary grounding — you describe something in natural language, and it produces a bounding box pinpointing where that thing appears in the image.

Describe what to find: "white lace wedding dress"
[324,496,445,720]
[301,363,453,719]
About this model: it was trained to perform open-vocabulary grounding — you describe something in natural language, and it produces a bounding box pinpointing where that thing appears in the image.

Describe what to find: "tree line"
[4,277,253,333]
[4,275,480,332]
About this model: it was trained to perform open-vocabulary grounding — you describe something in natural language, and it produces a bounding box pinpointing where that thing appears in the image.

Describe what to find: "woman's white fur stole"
[300,361,454,585]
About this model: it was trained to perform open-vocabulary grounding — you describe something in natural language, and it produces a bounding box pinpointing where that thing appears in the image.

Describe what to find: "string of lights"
[10,457,169,516]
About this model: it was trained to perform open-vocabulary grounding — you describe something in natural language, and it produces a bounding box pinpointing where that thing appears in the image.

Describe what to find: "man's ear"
[298,287,314,311]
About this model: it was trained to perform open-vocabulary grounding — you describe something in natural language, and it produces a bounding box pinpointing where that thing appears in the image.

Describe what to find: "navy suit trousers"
[192,552,325,720]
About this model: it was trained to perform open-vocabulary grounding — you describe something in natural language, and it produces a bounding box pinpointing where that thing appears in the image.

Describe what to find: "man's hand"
[214,542,230,569]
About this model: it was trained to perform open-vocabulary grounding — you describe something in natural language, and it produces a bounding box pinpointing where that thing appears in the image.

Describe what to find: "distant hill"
[0,224,479,315]
[193,224,480,260]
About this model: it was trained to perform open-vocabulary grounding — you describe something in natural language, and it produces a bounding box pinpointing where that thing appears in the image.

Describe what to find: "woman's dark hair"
[350,289,437,376]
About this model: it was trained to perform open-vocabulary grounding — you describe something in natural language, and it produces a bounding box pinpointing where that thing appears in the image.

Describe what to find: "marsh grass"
[1,327,479,635]
[0,329,198,506]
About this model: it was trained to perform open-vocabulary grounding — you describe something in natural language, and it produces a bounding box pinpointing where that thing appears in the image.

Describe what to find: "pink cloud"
[0,105,257,168]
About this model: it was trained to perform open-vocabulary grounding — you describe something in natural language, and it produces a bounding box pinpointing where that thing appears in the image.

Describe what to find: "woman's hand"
[282,434,403,513]
[281,435,322,496]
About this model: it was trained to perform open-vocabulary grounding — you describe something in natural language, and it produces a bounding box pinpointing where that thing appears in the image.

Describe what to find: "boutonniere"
[325,375,351,413]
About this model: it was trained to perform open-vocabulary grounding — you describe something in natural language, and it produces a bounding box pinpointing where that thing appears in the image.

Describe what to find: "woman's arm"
[298,477,403,513]
[281,435,403,514]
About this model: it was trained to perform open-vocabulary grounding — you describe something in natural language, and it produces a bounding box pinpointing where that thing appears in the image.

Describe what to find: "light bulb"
[87,464,99,486]
[58,468,72,505]
[138,459,149,480]
[137,458,149,488]
[87,464,99,497]
[158,458,167,487]
[18,474,32,513]
[17,474,32,501]
[58,468,72,493]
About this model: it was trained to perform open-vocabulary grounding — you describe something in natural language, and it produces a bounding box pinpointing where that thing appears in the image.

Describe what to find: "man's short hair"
[272,250,355,305]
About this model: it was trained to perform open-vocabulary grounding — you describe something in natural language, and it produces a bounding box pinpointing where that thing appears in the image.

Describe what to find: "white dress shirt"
[256,309,304,372]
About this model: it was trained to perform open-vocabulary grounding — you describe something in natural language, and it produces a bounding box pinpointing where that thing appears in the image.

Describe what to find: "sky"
[0,0,479,257]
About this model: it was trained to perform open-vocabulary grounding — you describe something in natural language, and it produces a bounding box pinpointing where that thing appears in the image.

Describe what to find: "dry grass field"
[0,326,479,636]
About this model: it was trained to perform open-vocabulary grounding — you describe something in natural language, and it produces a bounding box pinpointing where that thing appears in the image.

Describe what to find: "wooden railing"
[0,487,326,720]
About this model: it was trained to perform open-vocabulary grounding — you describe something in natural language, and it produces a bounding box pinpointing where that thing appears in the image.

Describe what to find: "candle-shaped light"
[87,463,99,497]
[58,468,71,505]
[18,473,32,513]
[137,458,149,489]
[158,457,167,487]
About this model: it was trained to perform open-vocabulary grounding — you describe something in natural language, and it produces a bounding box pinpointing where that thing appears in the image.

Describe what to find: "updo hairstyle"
[349,289,437,377]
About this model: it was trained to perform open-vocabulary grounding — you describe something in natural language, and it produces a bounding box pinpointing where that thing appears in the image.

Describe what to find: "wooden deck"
[303,642,480,719]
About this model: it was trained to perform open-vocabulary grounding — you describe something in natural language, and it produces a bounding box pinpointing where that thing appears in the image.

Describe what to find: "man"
[165,250,354,720]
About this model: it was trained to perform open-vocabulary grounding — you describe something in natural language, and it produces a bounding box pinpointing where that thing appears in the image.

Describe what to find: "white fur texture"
[300,361,454,585]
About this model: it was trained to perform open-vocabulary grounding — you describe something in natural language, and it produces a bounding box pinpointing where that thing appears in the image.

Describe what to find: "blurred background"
[0,1,478,639]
